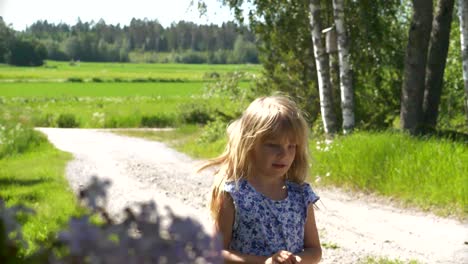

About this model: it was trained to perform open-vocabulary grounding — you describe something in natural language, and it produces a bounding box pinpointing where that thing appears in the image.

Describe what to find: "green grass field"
[0,61,256,128]
[0,61,260,82]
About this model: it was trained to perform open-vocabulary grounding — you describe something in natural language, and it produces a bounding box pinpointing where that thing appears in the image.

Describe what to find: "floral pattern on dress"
[224,179,319,256]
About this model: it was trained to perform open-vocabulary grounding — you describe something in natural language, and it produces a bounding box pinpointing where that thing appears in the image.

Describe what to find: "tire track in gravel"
[37,128,467,264]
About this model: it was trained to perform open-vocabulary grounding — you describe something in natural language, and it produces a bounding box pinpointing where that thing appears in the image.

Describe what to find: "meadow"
[0,61,260,82]
[0,61,255,128]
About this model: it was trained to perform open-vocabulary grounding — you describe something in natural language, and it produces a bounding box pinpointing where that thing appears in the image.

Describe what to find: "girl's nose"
[277,146,287,157]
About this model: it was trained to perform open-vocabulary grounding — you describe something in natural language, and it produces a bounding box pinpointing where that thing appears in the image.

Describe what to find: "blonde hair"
[199,95,310,220]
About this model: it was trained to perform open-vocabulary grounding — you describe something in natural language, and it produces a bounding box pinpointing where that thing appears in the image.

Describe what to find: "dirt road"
[37,128,467,264]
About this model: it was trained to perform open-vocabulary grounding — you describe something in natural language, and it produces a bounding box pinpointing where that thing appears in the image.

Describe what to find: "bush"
[197,119,228,144]
[66,77,83,83]
[0,177,222,263]
[7,38,47,66]
[140,115,174,128]
[57,114,79,128]
[178,103,215,125]
[0,122,47,159]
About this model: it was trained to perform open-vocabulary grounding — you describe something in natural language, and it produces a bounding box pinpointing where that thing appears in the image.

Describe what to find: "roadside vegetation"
[0,113,82,255]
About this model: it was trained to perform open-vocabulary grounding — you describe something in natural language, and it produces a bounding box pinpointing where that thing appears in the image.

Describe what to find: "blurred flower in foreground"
[1,176,222,264]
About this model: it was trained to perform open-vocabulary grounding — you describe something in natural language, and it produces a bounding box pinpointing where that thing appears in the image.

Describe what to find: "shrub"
[197,119,228,144]
[66,77,83,83]
[0,122,47,159]
[140,115,174,128]
[57,114,79,128]
[91,77,104,83]
[178,103,215,125]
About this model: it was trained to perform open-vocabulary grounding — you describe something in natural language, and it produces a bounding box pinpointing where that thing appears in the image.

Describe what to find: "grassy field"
[0,61,256,128]
[0,61,260,82]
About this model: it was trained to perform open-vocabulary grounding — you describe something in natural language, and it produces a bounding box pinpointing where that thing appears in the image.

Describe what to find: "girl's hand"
[265,250,302,264]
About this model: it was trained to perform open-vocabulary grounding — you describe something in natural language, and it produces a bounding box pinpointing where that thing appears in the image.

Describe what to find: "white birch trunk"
[332,0,354,134]
[459,0,468,126]
[309,0,338,135]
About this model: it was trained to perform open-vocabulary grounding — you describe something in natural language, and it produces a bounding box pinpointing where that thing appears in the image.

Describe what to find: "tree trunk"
[423,0,455,129]
[459,0,468,127]
[400,0,433,134]
[332,0,355,134]
[309,0,338,135]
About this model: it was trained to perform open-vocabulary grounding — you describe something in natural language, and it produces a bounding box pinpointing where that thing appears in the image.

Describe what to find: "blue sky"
[0,0,237,31]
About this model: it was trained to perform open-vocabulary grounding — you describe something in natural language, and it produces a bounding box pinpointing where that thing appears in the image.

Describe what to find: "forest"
[0,18,259,64]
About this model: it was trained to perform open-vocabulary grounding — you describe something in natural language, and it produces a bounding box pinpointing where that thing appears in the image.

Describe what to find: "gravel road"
[37,128,467,264]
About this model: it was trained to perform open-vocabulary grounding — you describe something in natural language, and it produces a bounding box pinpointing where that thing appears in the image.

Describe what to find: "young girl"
[200,95,322,264]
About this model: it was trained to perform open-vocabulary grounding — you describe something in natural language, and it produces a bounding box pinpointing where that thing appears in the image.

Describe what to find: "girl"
[200,95,322,264]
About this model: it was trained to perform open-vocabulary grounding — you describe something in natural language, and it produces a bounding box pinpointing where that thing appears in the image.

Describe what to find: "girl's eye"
[288,144,297,149]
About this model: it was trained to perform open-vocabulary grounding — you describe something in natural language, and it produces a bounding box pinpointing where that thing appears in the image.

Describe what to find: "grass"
[0,142,81,255]
[117,127,468,219]
[116,125,227,159]
[310,131,468,218]
[0,82,206,97]
[0,61,261,82]
[0,62,253,129]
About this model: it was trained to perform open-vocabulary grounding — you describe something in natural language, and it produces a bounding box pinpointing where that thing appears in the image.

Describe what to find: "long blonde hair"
[199,95,310,220]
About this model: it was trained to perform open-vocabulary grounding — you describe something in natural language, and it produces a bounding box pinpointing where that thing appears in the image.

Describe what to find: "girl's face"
[250,135,297,180]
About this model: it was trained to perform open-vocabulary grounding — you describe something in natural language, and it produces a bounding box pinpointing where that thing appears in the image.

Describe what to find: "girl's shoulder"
[286,181,320,204]
[224,179,248,193]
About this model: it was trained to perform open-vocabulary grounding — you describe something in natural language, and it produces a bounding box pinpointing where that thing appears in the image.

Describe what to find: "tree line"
[0,17,259,65]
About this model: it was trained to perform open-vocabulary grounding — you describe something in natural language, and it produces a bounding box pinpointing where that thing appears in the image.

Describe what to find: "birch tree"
[422,0,455,129]
[400,0,433,134]
[309,0,338,135]
[332,0,354,134]
[459,0,468,125]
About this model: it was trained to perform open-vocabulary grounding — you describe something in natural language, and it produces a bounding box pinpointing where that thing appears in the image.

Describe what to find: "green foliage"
[56,113,79,128]
[66,77,84,82]
[438,14,466,132]
[197,119,228,144]
[178,102,215,125]
[140,115,174,128]
[17,19,257,63]
[310,131,468,218]
[0,61,261,82]
[7,38,47,66]
[0,134,80,256]
[224,0,409,130]
[0,18,15,63]
[0,112,47,159]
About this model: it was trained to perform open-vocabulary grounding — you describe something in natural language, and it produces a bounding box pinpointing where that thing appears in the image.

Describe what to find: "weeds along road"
[37,128,467,264]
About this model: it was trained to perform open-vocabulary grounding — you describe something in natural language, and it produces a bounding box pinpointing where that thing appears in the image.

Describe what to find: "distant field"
[0,82,205,97]
[0,61,256,128]
[0,61,261,82]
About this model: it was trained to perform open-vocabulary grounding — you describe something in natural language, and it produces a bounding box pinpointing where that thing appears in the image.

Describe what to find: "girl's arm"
[296,204,322,263]
[216,193,298,264]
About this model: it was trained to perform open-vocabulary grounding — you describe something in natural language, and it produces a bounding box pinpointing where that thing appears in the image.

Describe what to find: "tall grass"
[310,131,467,217]
[122,128,467,218]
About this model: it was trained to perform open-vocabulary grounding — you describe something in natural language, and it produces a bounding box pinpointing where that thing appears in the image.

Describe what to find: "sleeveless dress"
[224,179,319,256]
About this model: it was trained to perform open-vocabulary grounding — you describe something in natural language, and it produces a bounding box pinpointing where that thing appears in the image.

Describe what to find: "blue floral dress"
[224,179,319,256]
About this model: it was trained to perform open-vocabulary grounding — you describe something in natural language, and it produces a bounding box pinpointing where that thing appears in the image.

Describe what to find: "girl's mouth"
[272,163,287,169]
